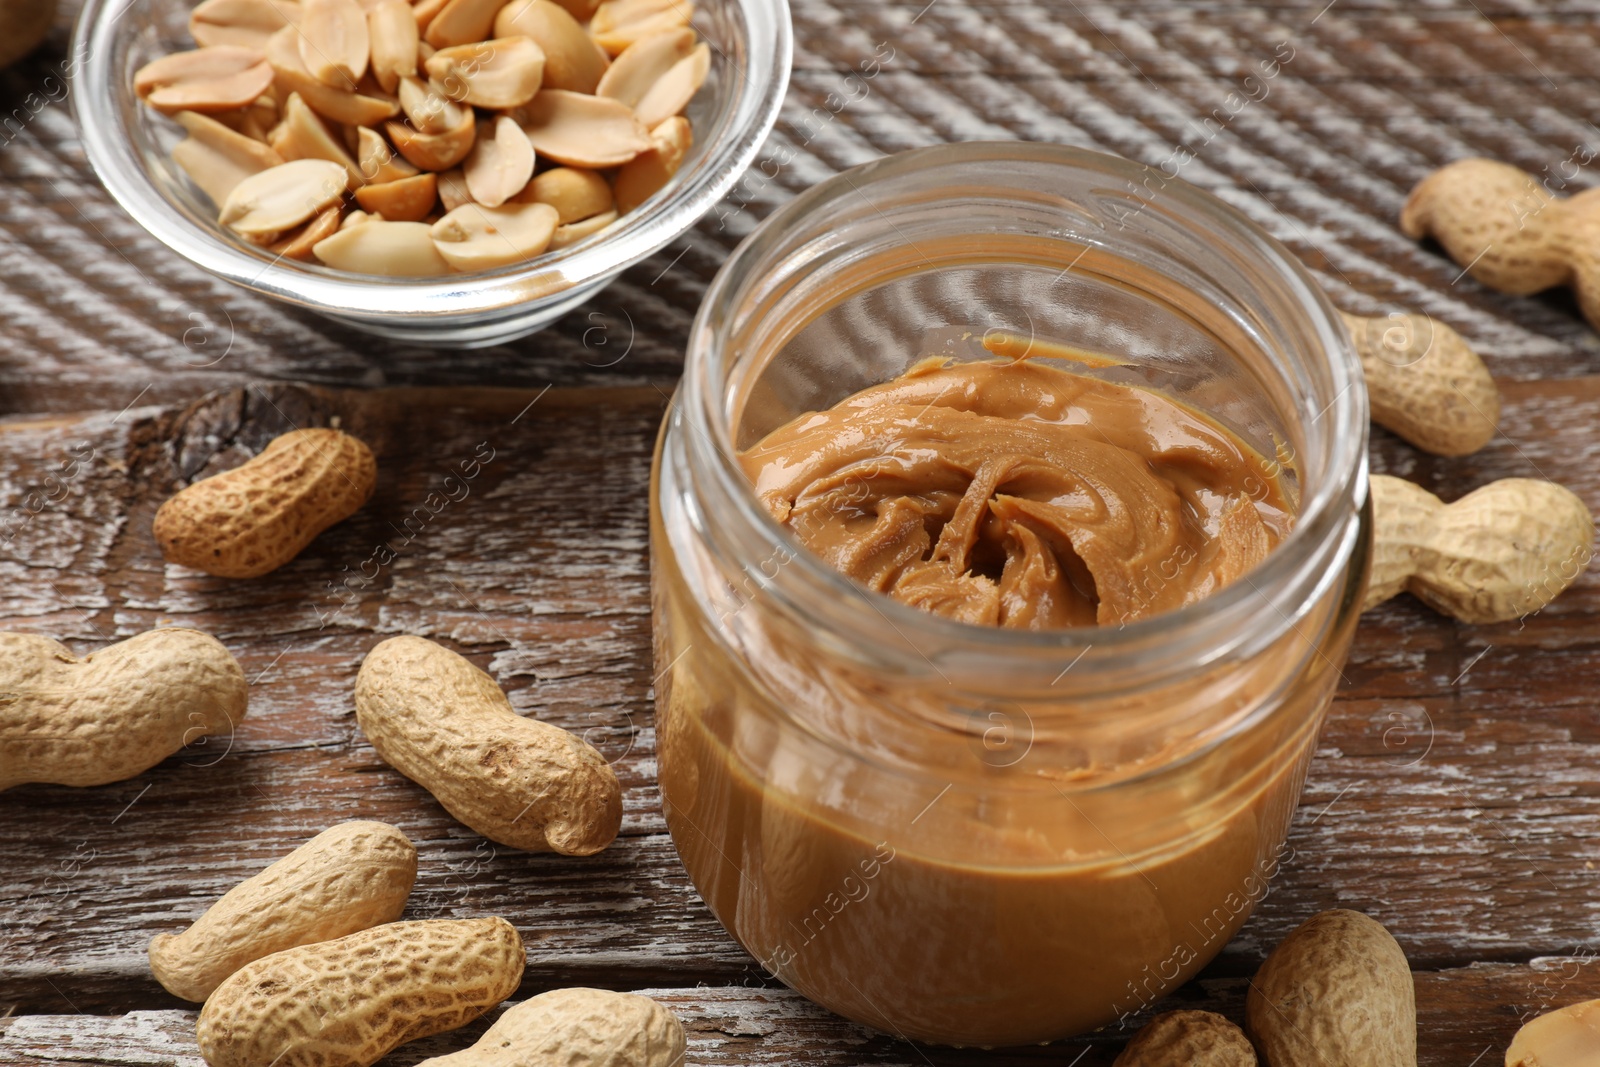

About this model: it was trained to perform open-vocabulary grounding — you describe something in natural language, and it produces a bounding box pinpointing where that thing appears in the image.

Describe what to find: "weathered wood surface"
[7,0,1600,1064]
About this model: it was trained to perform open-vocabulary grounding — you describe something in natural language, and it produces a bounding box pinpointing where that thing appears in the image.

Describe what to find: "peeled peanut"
[298,0,370,87]
[463,115,536,208]
[1366,474,1593,623]
[268,202,344,259]
[431,201,559,270]
[494,0,610,93]
[153,427,377,578]
[515,89,650,167]
[366,0,418,92]
[272,92,364,186]
[1115,1010,1257,1067]
[171,110,286,204]
[355,636,623,854]
[1247,910,1415,1067]
[613,114,689,214]
[388,104,476,170]
[399,74,468,134]
[355,171,439,221]
[549,208,617,249]
[426,37,546,109]
[415,989,687,1067]
[589,0,694,55]
[595,28,694,105]
[198,918,525,1067]
[1506,999,1600,1066]
[135,47,276,114]
[190,0,303,51]
[357,124,420,183]
[219,158,349,236]
[266,26,399,127]
[315,218,453,272]
[0,628,247,791]
[148,821,417,1002]
[425,0,507,47]
[1342,311,1500,457]
[520,165,612,223]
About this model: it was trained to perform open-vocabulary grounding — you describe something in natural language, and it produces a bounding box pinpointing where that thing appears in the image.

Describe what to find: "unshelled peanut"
[1401,158,1600,331]
[153,427,376,578]
[197,917,524,1067]
[149,820,417,1002]
[0,628,246,791]
[415,988,687,1067]
[1342,311,1500,456]
[1246,909,1416,1067]
[1505,997,1600,1066]
[355,636,622,854]
[1366,474,1593,623]
[1114,1010,1257,1066]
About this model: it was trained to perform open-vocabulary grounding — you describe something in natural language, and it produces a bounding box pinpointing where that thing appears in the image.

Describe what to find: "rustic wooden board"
[4,959,1600,1066]
[8,0,1600,1063]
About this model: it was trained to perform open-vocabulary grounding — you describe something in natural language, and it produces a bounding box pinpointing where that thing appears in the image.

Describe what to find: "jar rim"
[680,141,1368,676]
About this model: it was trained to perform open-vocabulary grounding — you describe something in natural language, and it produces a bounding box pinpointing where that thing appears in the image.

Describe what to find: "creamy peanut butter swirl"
[741,356,1293,628]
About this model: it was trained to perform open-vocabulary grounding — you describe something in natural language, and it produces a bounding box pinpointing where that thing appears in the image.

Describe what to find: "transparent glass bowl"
[72,0,791,347]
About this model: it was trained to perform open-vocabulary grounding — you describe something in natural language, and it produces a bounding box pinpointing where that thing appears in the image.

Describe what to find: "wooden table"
[4,1,1600,1063]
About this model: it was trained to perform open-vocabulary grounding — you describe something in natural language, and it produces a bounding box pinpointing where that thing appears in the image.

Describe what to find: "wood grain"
[5,959,1600,1065]
[7,0,1600,1063]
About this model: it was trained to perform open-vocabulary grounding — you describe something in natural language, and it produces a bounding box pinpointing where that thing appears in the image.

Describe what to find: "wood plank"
[3,377,1600,1016]
[3,957,1598,1066]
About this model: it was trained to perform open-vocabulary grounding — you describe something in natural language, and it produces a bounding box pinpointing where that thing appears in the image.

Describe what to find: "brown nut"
[218,158,349,236]
[148,820,417,1002]
[494,0,610,93]
[1114,1010,1257,1066]
[519,165,612,222]
[355,172,440,221]
[135,46,277,114]
[612,114,689,214]
[198,918,525,1067]
[1365,474,1593,623]
[267,202,345,260]
[548,208,617,249]
[1400,158,1568,297]
[171,109,287,204]
[1246,910,1416,1067]
[271,91,364,186]
[430,201,559,270]
[1342,311,1500,457]
[426,37,546,109]
[425,0,508,47]
[463,115,536,207]
[153,427,377,578]
[387,104,476,170]
[414,988,687,1067]
[366,0,419,92]
[266,25,400,126]
[357,125,420,183]
[513,88,650,167]
[314,218,453,273]
[1506,998,1600,1066]
[0,628,247,791]
[596,28,693,105]
[190,0,303,51]
[354,635,623,854]
[589,0,694,56]
[298,0,371,87]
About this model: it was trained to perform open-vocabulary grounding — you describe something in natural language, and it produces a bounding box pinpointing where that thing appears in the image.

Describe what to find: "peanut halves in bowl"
[136,0,711,277]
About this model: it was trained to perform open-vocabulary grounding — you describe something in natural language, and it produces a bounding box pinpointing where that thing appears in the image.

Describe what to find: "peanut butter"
[740,354,1293,627]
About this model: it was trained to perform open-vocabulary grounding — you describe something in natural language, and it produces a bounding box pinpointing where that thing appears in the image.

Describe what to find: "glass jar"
[650,142,1369,1048]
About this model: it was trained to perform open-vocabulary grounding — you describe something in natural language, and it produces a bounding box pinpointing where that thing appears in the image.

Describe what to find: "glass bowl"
[72,0,791,347]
